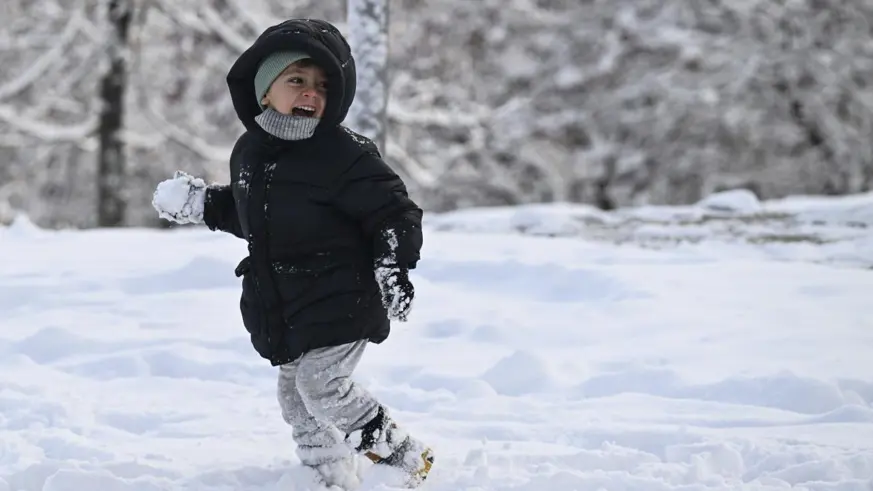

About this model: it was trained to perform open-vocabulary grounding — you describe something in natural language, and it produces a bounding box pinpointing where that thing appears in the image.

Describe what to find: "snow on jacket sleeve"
[331,152,423,269]
[202,136,245,239]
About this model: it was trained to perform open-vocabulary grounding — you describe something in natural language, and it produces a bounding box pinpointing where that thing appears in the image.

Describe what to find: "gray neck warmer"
[254,108,320,140]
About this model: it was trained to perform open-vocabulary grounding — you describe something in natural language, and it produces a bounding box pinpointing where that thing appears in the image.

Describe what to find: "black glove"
[375,265,415,321]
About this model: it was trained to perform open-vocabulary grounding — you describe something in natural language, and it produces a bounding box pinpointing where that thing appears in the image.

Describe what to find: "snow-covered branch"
[138,98,233,162]
[224,0,275,33]
[198,3,251,54]
[387,104,487,129]
[0,7,85,101]
[0,104,97,143]
[385,137,437,187]
[147,0,211,34]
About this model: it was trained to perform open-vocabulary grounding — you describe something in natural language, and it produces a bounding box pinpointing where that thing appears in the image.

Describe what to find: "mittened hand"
[375,266,415,321]
[152,170,207,224]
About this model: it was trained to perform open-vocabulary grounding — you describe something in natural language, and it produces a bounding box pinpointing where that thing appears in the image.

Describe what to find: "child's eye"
[286,77,303,84]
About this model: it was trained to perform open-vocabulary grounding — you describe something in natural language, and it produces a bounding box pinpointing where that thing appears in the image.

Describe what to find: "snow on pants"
[277,339,381,466]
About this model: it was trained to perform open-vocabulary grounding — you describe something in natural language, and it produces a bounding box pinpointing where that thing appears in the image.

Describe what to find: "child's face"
[261,61,328,118]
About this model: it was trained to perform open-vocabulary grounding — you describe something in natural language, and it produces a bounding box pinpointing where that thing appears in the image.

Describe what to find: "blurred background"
[1,0,872,229]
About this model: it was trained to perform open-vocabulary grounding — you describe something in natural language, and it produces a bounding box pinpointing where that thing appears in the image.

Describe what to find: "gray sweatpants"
[277,340,381,466]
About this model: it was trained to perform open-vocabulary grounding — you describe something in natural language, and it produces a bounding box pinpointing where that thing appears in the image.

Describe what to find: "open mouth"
[291,105,317,117]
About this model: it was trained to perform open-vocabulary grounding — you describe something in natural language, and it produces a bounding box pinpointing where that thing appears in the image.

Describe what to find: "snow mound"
[697,189,762,213]
[480,350,556,396]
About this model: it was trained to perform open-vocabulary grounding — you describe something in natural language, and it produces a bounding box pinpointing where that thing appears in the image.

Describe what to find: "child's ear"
[261,95,270,106]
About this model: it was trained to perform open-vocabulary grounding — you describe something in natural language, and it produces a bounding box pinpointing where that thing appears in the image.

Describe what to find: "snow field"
[1,194,872,490]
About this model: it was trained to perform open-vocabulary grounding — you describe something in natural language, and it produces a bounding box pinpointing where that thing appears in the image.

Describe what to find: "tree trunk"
[346,0,389,151]
[97,0,132,227]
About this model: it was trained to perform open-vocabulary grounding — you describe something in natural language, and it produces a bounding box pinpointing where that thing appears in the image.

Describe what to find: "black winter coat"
[202,19,423,366]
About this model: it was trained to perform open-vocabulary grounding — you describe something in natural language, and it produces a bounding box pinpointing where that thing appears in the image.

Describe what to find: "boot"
[296,435,361,490]
[345,407,434,487]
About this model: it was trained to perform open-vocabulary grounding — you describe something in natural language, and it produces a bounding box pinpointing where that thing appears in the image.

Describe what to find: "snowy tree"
[383,0,873,210]
[345,0,390,151]
[0,0,103,227]
[0,0,330,227]
[2,0,873,228]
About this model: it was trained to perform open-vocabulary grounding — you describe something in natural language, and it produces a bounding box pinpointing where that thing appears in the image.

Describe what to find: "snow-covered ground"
[428,190,873,270]
[1,191,872,491]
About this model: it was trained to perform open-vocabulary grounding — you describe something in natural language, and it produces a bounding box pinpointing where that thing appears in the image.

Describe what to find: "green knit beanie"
[254,51,311,108]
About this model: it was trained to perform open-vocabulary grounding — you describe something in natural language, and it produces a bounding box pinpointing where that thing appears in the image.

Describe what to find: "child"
[150,18,433,489]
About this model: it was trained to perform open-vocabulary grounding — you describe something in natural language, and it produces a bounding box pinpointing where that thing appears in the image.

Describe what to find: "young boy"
[151,18,433,489]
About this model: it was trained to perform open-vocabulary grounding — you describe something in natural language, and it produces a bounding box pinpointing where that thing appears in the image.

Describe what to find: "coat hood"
[227,19,357,137]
